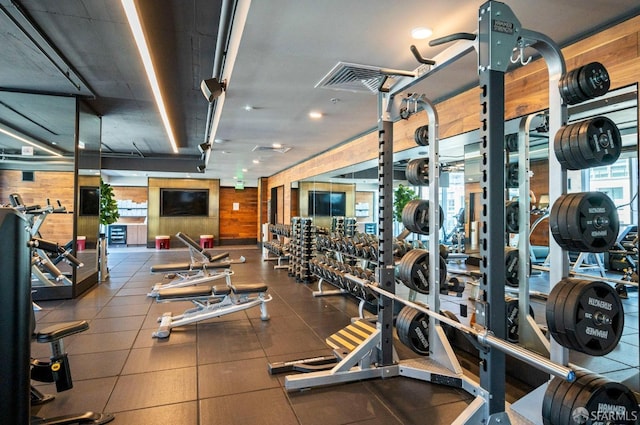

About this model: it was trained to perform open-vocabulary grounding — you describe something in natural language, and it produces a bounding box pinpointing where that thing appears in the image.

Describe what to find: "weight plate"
[561,122,585,170]
[396,306,430,355]
[542,371,595,425]
[557,373,606,425]
[547,369,593,425]
[542,376,564,424]
[559,123,577,169]
[547,278,579,349]
[506,162,519,188]
[505,297,535,343]
[563,69,580,105]
[402,199,444,235]
[559,72,578,105]
[406,158,429,186]
[576,379,638,425]
[569,120,591,170]
[569,68,589,104]
[438,255,448,291]
[505,133,519,152]
[561,193,593,252]
[396,249,427,292]
[505,248,520,287]
[560,70,576,105]
[581,116,622,168]
[577,62,610,99]
[440,309,459,340]
[567,192,619,253]
[553,125,570,166]
[564,279,624,356]
[505,200,520,234]
[559,279,595,352]
[414,125,429,146]
[551,193,582,252]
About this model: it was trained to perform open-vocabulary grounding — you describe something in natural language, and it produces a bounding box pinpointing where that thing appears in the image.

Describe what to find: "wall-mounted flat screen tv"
[160,189,209,217]
[308,191,346,216]
[79,186,99,216]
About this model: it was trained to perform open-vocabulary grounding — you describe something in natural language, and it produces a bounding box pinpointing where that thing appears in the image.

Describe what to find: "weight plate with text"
[402,199,444,235]
[396,306,430,355]
[577,62,610,99]
[546,278,624,356]
[579,116,621,167]
[505,201,519,234]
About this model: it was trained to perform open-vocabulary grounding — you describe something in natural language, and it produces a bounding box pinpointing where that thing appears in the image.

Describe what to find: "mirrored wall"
[0,91,101,300]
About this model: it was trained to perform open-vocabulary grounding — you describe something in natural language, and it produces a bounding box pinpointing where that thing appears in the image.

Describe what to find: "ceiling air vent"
[315,62,415,94]
[252,145,291,154]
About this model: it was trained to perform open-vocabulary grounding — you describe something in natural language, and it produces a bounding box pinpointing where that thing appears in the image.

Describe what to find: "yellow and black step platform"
[326,320,377,353]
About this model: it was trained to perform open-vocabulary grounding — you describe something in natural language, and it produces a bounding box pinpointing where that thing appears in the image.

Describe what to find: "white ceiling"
[0,1,639,186]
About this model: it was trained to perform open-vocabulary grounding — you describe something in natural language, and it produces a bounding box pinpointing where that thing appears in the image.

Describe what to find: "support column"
[377,95,395,366]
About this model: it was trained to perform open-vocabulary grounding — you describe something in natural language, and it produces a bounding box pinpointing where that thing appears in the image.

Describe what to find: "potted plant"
[98,179,119,280]
[99,178,120,229]
[393,184,419,234]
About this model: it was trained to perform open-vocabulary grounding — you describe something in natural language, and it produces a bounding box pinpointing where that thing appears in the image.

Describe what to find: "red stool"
[155,235,170,250]
[76,236,86,251]
[199,234,214,248]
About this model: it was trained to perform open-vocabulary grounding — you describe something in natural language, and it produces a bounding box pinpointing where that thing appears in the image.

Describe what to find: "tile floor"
[30,246,638,424]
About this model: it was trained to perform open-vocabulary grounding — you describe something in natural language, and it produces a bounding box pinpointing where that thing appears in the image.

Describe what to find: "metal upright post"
[477,1,522,417]
[377,91,396,366]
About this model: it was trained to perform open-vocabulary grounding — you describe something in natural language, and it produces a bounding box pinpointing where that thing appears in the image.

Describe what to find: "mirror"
[75,101,101,292]
[0,90,76,299]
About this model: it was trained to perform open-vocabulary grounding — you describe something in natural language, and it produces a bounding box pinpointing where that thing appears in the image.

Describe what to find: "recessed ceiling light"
[233,176,237,179]
[411,27,433,40]
[244,105,254,111]
[252,159,260,164]
[309,111,323,119]
[214,138,228,144]
[272,143,282,149]
[242,168,248,172]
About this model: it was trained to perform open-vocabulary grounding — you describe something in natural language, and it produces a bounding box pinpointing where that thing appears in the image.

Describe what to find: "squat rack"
[284,2,577,423]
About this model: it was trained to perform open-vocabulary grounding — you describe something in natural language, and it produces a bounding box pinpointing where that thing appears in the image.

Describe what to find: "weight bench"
[148,232,245,296]
[31,320,114,424]
[152,282,271,339]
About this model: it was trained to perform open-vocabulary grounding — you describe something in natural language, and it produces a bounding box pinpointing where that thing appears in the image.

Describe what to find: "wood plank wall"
[263,14,640,239]
[0,170,74,243]
[219,186,258,244]
[147,178,220,247]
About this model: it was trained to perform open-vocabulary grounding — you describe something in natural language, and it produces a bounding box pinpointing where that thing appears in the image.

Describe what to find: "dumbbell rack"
[280,3,598,424]
[287,217,315,283]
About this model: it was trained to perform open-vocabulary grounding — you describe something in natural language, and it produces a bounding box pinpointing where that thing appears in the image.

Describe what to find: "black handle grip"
[410,45,436,65]
[429,32,476,47]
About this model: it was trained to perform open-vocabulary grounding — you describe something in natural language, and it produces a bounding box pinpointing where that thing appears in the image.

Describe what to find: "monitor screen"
[79,186,99,216]
[160,189,209,216]
[308,191,346,216]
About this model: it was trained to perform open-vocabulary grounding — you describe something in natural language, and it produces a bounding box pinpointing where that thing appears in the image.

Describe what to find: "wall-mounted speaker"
[200,78,225,102]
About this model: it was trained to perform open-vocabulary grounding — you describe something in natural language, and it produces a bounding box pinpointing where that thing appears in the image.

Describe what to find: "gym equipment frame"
[0,208,114,424]
[152,281,272,339]
[273,3,636,424]
[148,232,244,296]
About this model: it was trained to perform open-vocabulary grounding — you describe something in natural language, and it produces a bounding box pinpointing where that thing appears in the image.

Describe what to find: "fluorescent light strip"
[121,0,179,154]
[0,125,62,156]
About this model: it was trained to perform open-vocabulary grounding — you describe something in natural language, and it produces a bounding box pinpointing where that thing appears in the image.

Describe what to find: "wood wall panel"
[265,14,640,232]
[0,170,74,243]
[219,186,258,244]
[112,186,147,204]
[147,178,220,247]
